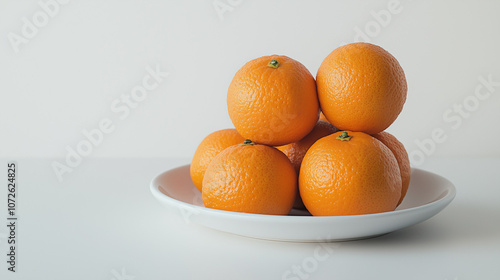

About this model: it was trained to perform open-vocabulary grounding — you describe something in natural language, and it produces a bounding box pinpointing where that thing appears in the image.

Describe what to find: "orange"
[373,131,411,206]
[227,55,319,146]
[316,43,407,134]
[190,129,245,192]
[202,140,296,215]
[299,131,401,216]
[277,120,338,209]
[319,112,329,123]
[277,120,338,173]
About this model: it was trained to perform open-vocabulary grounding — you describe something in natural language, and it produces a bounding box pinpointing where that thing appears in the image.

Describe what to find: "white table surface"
[0,157,499,280]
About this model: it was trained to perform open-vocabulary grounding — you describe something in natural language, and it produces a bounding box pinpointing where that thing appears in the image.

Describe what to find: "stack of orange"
[191,43,411,216]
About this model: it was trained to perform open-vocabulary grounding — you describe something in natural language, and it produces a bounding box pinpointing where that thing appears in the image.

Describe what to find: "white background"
[1,0,500,163]
[1,1,500,280]
[0,158,499,280]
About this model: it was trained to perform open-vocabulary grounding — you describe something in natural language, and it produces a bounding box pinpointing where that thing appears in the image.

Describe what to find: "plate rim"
[150,165,457,221]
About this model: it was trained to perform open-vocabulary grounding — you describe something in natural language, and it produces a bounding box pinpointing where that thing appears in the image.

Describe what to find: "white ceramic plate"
[150,165,456,242]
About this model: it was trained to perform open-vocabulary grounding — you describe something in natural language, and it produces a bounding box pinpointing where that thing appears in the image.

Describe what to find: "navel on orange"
[227,55,319,146]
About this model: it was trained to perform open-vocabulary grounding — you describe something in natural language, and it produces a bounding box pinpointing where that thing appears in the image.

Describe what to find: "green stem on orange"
[240,139,255,146]
[268,59,280,69]
[336,131,352,141]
